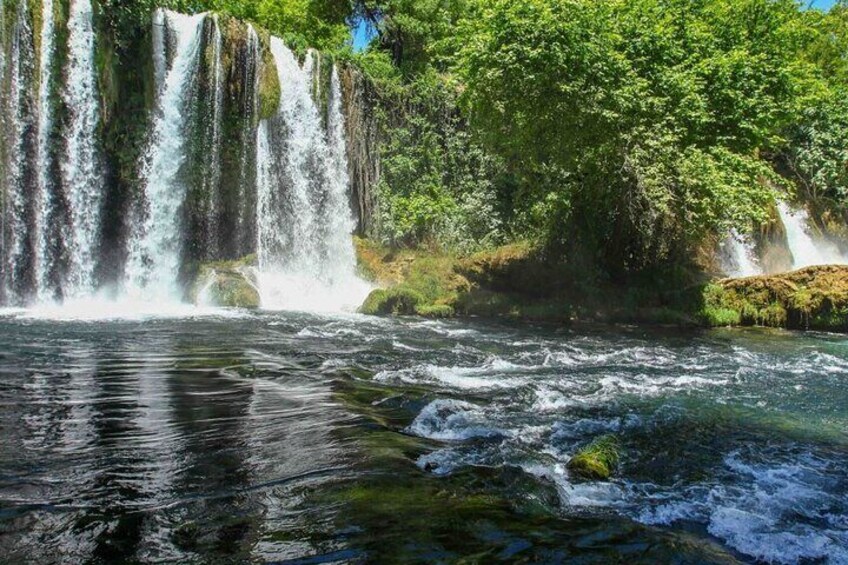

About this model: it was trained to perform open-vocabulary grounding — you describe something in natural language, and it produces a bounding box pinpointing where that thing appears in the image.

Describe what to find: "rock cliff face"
[340,65,381,238]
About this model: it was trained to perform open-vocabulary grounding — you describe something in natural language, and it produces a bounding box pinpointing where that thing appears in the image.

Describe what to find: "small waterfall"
[719,230,762,278]
[777,202,846,269]
[125,10,207,300]
[61,0,104,299]
[152,9,168,96]
[256,38,369,312]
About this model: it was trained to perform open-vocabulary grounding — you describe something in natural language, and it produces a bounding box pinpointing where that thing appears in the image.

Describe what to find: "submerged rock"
[703,265,848,331]
[567,435,621,480]
[192,256,260,308]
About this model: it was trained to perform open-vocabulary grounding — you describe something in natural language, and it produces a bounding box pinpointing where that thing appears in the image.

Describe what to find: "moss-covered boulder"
[360,287,424,316]
[192,256,260,308]
[567,435,621,480]
[703,265,848,331]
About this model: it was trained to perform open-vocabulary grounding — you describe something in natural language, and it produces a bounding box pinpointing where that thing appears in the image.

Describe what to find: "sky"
[810,0,838,8]
[351,19,376,52]
[349,0,841,52]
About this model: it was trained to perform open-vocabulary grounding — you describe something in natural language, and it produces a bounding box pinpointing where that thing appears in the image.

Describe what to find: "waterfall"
[61,0,104,299]
[719,230,761,278]
[2,8,368,312]
[256,38,370,312]
[3,0,39,304]
[124,10,207,300]
[777,202,846,270]
[35,0,56,300]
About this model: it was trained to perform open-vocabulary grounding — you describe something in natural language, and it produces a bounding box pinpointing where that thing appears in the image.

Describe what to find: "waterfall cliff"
[0,5,374,311]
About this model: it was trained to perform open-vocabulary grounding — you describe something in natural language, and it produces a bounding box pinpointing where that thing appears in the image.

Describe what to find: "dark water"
[0,309,846,563]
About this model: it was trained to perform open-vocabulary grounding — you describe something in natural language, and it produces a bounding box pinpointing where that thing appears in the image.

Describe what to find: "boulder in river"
[192,256,260,309]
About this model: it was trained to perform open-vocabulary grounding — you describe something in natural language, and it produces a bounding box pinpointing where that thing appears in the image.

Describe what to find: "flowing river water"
[0,309,845,563]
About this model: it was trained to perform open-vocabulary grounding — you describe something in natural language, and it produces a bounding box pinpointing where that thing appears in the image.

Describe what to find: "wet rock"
[192,256,260,308]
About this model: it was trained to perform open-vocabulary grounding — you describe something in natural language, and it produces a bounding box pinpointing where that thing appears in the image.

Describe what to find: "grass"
[567,435,621,480]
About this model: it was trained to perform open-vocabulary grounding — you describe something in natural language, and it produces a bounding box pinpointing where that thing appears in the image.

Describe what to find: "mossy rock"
[567,435,621,480]
[256,29,280,120]
[702,265,848,331]
[360,287,424,316]
[192,256,260,308]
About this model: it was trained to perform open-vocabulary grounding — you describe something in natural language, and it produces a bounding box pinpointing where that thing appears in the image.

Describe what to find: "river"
[0,308,846,563]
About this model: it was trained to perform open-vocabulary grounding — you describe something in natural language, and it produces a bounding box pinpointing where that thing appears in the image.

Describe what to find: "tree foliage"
[452,0,827,272]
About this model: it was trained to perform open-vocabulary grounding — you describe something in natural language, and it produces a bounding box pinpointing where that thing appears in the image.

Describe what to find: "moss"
[360,286,425,316]
[415,303,455,318]
[567,435,621,480]
[256,29,280,120]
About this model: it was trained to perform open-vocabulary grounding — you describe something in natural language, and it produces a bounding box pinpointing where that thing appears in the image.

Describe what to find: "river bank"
[353,238,848,333]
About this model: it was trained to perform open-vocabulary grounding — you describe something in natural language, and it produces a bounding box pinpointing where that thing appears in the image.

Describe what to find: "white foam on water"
[374,356,534,390]
[0,295,248,322]
[630,450,848,564]
[407,399,506,442]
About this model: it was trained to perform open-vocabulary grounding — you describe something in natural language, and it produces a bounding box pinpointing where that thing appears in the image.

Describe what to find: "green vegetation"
[341,0,848,325]
[567,435,621,481]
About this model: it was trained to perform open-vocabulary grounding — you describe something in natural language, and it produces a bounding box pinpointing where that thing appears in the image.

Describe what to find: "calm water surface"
[0,309,846,563]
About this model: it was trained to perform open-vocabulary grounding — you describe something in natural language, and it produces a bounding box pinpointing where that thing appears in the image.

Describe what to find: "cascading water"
[777,202,846,269]
[3,0,39,304]
[256,38,370,312]
[124,10,207,301]
[35,0,56,300]
[3,8,367,313]
[719,230,761,278]
[61,0,104,299]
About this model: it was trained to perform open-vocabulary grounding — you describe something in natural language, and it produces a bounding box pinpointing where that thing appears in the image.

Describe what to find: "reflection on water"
[0,311,846,563]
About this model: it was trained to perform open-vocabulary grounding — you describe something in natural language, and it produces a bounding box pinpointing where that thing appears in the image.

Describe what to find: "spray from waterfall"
[256,38,370,312]
[61,0,104,299]
[777,202,847,269]
[125,10,207,300]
